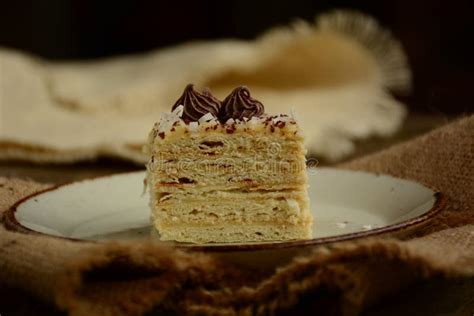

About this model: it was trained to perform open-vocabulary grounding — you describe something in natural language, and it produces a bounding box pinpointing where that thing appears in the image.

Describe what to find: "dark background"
[1,0,473,114]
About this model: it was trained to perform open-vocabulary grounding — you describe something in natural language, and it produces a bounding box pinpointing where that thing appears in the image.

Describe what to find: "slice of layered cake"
[145,84,312,243]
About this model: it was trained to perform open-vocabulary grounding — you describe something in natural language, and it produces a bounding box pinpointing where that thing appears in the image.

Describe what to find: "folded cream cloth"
[0,115,473,316]
[0,11,410,163]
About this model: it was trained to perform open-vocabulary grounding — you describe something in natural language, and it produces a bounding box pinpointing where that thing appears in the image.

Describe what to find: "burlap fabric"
[0,116,473,316]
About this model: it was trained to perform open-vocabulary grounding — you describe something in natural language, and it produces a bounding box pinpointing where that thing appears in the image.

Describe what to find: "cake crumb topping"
[150,84,302,142]
[151,112,299,142]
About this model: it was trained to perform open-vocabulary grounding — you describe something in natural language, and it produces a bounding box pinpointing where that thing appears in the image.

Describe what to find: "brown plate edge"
[3,172,447,252]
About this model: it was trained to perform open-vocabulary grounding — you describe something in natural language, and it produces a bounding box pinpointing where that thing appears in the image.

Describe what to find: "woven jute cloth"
[1,116,473,316]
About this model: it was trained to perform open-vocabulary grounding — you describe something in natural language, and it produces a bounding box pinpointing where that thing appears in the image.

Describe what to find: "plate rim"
[3,170,446,252]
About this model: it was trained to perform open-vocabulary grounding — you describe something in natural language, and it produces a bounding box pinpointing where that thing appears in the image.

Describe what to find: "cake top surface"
[149,84,301,143]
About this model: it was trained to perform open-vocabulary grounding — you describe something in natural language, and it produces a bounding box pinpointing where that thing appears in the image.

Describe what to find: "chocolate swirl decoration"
[219,86,264,122]
[172,84,221,122]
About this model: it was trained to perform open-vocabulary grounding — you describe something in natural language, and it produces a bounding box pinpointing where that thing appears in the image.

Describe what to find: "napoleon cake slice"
[145,84,312,243]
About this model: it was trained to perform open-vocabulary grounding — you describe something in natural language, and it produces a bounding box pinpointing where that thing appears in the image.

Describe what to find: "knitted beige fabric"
[0,115,473,315]
[0,11,410,163]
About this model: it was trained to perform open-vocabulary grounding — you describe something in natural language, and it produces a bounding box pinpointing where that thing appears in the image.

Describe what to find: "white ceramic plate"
[5,168,444,251]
